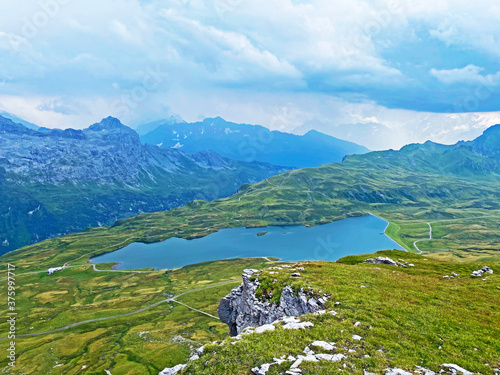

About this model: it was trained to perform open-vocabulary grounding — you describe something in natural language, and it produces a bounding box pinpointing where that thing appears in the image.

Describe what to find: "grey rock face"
[1,115,289,187]
[471,266,493,277]
[217,270,327,336]
[364,256,399,267]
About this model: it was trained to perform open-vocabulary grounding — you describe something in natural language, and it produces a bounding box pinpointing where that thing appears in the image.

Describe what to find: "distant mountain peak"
[483,123,500,135]
[133,115,186,135]
[304,129,328,137]
[202,116,227,125]
[90,116,126,130]
[466,123,500,158]
[0,111,39,130]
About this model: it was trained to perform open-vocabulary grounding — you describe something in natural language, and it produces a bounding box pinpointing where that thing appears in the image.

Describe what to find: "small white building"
[47,266,66,275]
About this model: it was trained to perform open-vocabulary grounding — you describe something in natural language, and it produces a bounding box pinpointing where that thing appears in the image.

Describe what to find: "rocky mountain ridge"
[0,115,290,253]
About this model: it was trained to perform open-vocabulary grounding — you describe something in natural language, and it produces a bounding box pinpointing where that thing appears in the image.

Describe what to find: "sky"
[1,0,500,149]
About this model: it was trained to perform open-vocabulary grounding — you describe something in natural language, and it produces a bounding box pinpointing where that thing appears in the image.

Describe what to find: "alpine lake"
[91,215,403,270]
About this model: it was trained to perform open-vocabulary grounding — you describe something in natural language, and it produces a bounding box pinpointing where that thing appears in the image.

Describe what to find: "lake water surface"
[91,215,403,270]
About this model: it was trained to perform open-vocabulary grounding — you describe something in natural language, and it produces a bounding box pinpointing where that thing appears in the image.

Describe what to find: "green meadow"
[187,251,500,374]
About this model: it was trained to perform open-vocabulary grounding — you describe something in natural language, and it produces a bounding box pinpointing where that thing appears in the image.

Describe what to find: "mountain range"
[140,117,369,168]
[0,115,289,253]
[2,113,498,255]
[344,124,500,178]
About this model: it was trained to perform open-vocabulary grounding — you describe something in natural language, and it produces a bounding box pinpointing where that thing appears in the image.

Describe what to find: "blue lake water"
[91,215,403,270]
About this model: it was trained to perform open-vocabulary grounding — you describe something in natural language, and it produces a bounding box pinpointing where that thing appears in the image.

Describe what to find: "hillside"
[187,251,499,374]
[140,117,369,168]
[0,116,289,253]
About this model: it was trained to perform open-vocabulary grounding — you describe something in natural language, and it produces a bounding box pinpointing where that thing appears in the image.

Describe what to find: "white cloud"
[1,0,500,146]
[430,65,500,85]
[0,95,112,129]
[423,0,500,57]
[157,13,301,80]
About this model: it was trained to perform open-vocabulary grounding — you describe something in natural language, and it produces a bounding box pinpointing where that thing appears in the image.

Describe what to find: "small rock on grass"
[441,363,473,375]
[471,266,493,277]
[310,341,335,351]
[158,364,187,375]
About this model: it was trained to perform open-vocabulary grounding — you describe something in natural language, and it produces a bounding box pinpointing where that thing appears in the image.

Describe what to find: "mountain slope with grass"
[185,251,499,374]
[0,252,498,374]
[0,126,499,374]
[0,115,289,253]
[140,117,369,168]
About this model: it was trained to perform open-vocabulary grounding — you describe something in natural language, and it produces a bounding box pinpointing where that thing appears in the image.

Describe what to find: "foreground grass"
[186,251,500,374]
[0,247,498,374]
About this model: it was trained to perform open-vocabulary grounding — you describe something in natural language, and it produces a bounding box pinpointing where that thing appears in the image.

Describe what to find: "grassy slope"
[0,258,272,374]
[187,251,500,374]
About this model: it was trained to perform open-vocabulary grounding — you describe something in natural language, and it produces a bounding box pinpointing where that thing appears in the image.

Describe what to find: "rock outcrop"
[158,363,186,375]
[217,269,327,336]
[471,266,493,277]
[364,256,399,267]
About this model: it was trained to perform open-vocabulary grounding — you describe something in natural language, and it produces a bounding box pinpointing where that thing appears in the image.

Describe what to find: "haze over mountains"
[140,117,369,168]
[293,116,498,151]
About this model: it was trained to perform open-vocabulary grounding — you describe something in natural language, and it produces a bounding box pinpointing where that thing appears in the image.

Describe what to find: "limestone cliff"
[217,269,327,336]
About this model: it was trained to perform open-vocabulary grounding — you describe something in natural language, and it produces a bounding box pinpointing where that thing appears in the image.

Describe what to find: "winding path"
[0,279,239,341]
[412,215,499,253]
[413,222,432,254]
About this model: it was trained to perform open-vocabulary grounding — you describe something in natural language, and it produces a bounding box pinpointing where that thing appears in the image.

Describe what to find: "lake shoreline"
[91,215,403,270]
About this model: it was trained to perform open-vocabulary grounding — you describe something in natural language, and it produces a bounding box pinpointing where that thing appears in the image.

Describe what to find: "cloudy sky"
[1,0,500,149]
